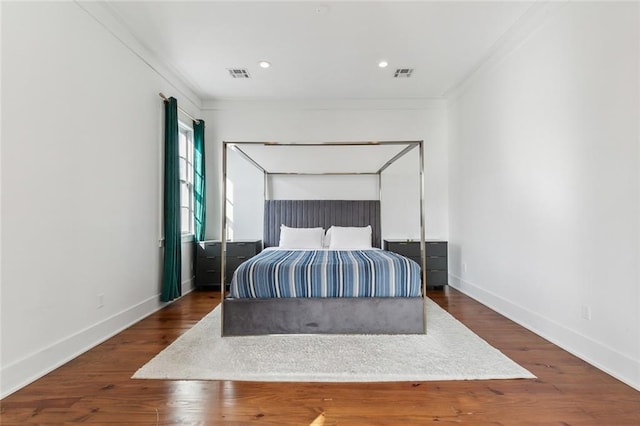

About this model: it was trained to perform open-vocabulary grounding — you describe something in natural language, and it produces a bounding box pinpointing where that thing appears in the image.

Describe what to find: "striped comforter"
[230,249,422,299]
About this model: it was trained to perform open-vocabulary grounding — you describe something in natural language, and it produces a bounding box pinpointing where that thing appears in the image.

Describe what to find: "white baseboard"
[448,274,640,391]
[0,286,193,399]
[182,276,194,294]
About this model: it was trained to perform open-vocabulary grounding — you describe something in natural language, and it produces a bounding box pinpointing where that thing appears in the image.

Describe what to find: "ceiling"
[104,1,535,101]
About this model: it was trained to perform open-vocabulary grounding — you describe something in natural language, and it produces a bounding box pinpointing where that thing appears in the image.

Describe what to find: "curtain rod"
[159,92,201,124]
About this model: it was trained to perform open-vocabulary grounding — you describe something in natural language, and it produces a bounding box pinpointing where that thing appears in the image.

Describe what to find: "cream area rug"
[133,298,535,382]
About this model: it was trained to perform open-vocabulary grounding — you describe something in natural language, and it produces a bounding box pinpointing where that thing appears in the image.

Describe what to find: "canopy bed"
[220,141,427,336]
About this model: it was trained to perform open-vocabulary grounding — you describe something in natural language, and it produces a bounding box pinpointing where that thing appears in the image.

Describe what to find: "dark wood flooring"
[1,287,639,424]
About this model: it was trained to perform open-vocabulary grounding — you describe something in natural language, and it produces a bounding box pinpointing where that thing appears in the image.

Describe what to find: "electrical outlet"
[98,293,104,309]
[581,305,591,320]
[462,263,467,273]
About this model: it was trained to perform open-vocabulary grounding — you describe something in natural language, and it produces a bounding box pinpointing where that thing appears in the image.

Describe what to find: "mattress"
[229,248,422,299]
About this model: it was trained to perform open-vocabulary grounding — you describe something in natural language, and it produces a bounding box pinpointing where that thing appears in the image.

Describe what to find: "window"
[178,123,194,235]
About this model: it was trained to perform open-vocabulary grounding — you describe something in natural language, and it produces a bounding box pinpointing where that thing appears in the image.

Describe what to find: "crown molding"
[444,1,567,107]
[74,1,202,112]
[73,1,565,112]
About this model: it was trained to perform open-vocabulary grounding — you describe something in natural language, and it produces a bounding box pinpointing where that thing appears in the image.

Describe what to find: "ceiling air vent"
[394,68,413,78]
[228,68,250,79]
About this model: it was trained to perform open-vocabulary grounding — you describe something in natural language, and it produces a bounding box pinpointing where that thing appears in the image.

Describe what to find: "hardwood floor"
[2,288,639,425]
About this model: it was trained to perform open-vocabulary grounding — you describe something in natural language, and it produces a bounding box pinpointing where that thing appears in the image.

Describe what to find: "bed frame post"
[221,142,228,336]
[263,171,268,251]
[419,140,427,334]
[378,172,383,248]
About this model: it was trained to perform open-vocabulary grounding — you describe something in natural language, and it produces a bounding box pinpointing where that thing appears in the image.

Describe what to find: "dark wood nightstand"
[194,240,262,288]
[383,239,448,289]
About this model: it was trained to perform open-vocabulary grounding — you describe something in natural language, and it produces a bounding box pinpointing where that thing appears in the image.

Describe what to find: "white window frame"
[179,122,194,237]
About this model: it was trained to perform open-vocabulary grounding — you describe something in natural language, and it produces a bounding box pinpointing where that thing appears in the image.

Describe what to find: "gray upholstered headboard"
[264,200,381,248]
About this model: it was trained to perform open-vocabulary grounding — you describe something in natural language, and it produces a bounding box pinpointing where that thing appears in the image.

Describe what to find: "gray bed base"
[222,297,425,336]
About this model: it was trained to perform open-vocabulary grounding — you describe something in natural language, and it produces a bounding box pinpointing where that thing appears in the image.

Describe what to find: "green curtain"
[193,119,206,242]
[161,97,182,302]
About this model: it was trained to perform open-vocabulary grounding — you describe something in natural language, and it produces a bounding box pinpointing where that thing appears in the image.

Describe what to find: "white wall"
[202,100,448,243]
[448,2,639,389]
[1,2,198,397]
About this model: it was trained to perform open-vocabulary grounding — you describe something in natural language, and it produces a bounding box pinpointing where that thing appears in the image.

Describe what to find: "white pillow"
[323,227,332,248]
[279,225,324,249]
[328,225,372,249]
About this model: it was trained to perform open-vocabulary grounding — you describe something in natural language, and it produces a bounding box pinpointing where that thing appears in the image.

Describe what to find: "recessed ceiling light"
[259,61,271,68]
[378,61,388,68]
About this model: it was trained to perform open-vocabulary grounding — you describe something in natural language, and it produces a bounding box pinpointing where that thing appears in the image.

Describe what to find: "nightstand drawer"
[426,242,447,257]
[196,265,243,285]
[196,258,220,275]
[426,256,447,271]
[196,241,221,257]
[195,269,220,286]
[227,242,259,257]
[195,254,220,269]
[385,241,420,257]
[427,270,448,285]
